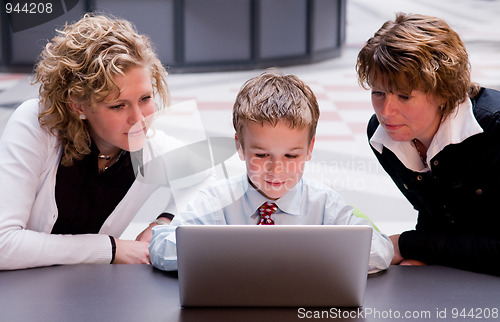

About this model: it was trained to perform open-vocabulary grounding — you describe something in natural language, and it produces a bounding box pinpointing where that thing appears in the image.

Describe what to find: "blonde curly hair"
[34,13,169,166]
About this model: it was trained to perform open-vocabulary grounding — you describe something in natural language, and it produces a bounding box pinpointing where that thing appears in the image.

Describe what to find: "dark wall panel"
[184,0,251,63]
[0,0,345,73]
[10,2,86,65]
[313,0,340,52]
[94,0,175,65]
[259,0,307,59]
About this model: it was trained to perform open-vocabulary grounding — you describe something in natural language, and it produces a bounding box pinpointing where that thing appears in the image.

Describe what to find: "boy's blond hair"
[232,70,320,148]
[34,13,169,166]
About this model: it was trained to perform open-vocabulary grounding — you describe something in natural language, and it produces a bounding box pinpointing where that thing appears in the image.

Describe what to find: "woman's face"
[371,86,443,147]
[79,66,155,154]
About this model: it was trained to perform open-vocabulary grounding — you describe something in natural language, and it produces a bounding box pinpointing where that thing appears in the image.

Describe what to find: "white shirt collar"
[245,176,301,216]
[370,98,483,172]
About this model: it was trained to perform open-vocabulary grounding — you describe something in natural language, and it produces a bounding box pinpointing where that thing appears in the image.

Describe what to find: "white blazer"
[0,99,210,269]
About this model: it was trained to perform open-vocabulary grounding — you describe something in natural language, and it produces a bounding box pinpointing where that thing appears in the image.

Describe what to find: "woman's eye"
[399,95,410,100]
[371,91,384,97]
[141,96,152,103]
[285,154,298,159]
[110,104,125,110]
[255,154,267,158]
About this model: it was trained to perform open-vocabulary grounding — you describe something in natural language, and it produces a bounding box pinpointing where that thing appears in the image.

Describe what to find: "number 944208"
[5,2,53,14]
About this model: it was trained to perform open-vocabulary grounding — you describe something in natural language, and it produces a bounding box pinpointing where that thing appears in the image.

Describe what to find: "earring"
[79,114,87,120]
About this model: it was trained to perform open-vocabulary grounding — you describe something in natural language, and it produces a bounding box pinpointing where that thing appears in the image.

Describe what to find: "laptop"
[176,225,372,307]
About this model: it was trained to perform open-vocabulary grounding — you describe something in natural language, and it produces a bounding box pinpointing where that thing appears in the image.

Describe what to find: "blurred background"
[1,0,499,238]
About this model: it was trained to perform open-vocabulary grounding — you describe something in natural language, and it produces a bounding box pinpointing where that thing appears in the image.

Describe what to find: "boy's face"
[235,121,315,200]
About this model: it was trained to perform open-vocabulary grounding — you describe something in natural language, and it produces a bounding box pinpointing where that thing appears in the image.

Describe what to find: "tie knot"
[258,202,277,225]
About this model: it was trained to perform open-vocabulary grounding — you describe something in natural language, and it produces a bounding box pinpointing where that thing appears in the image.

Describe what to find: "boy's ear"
[306,136,315,161]
[235,134,245,161]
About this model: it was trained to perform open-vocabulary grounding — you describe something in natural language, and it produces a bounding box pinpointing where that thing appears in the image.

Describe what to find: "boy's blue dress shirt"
[149,174,393,273]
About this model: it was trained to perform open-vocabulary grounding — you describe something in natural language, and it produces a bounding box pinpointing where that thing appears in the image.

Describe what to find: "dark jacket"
[367,88,500,274]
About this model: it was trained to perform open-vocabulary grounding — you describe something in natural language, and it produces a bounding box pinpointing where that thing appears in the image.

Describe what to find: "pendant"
[98,154,112,160]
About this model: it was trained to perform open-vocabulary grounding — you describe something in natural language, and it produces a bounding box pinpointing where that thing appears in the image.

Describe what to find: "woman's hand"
[390,234,427,266]
[113,239,150,264]
[400,259,427,266]
[390,234,404,265]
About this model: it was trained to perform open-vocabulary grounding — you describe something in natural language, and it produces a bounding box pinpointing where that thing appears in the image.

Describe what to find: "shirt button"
[475,188,483,195]
[417,175,423,181]
[433,160,439,166]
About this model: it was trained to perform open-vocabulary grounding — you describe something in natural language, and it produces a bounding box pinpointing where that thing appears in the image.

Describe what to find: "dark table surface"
[1,264,499,322]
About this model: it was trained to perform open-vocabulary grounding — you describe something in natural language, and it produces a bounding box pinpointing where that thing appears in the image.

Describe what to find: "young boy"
[149,70,393,273]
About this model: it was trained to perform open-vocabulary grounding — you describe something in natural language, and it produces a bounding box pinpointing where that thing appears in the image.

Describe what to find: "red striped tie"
[258,202,277,225]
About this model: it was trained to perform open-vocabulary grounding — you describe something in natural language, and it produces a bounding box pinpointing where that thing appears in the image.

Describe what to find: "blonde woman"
[0,14,178,269]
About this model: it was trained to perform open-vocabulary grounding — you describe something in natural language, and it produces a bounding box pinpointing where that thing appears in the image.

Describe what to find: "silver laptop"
[176,225,372,307]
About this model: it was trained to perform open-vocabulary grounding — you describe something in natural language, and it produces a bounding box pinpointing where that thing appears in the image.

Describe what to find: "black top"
[52,142,136,235]
[367,88,500,275]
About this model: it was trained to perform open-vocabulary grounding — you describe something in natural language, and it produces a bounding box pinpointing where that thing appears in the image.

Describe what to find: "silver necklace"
[98,154,113,160]
[98,150,123,173]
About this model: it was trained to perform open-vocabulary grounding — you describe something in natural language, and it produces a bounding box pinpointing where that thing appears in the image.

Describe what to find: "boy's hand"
[135,219,171,243]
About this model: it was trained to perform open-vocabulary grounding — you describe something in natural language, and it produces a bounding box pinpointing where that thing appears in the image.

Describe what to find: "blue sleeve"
[149,224,179,271]
[149,188,225,271]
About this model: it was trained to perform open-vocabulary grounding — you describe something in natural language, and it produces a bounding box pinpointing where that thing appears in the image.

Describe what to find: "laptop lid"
[176,225,372,307]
